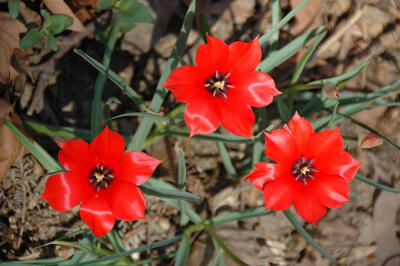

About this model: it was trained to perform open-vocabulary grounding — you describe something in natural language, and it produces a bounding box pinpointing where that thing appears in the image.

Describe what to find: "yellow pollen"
[299,166,309,175]
[213,80,225,90]
[94,172,105,182]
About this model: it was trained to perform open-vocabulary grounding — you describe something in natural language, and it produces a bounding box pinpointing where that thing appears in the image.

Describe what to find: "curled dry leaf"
[358,132,384,149]
[0,12,27,84]
[0,99,29,181]
[43,0,85,32]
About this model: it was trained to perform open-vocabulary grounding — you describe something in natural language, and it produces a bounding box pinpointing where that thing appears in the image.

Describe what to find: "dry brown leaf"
[0,12,27,84]
[290,0,323,35]
[0,99,29,181]
[43,0,85,32]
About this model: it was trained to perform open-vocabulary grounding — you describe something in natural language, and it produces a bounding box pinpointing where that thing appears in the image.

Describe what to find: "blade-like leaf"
[216,142,238,180]
[177,149,189,225]
[139,183,201,202]
[356,174,400,193]
[174,236,191,266]
[24,121,91,140]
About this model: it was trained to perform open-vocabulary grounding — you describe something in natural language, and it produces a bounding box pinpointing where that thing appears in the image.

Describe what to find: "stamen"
[291,156,317,185]
[204,70,232,98]
[88,164,114,191]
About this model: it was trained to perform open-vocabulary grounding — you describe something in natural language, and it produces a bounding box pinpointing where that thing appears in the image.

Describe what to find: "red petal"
[106,180,146,221]
[89,126,125,163]
[294,192,327,225]
[80,194,115,237]
[184,97,221,137]
[41,172,92,212]
[287,112,314,152]
[309,174,350,208]
[196,35,229,72]
[245,162,282,190]
[263,178,296,211]
[58,139,93,172]
[220,102,254,138]
[115,151,161,185]
[228,38,261,75]
[228,71,280,107]
[315,151,361,182]
[304,128,343,160]
[162,65,205,103]
[264,129,299,166]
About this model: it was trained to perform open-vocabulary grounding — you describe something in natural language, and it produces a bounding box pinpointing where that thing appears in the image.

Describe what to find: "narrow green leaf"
[139,183,201,202]
[131,252,176,266]
[20,28,43,49]
[8,0,19,18]
[277,96,291,122]
[212,251,225,266]
[107,112,180,124]
[49,240,94,254]
[174,236,191,266]
[199,12,211,43]
[268,0,280,52]
[129,0,196,151]
[207,208,272,225]
[259,0,310,45]
[259,26,326,73]
[50,14,73,34]
[290,32,326,85]
[356,173,400,193]
[177,150,189,225]
[74,49,146,111]
[24,121,91,140]
[283,210,336,262]
[75,235,182,266]
[216,142,238,180]
[4,119,62,172]
[337,112,400,151]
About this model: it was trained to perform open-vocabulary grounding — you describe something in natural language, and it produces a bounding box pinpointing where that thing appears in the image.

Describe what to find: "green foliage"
[8,0,19,18]
[20,28,44,49]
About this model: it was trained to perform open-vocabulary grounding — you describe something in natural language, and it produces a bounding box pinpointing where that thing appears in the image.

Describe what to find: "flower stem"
[90,14,122,139]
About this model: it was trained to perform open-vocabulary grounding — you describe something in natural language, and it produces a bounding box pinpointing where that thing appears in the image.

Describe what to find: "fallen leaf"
[0,12,27,84]
[0,99,29,180]
[43,0,85,32]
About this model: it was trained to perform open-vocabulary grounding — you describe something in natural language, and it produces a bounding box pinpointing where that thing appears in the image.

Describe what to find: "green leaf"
[131,252,176,266]
[47,34,58,51]
[107,112,180,124]
[97,0,114,10]
[177,149,189,225]
[174,236,191,266]
[139,183,201,202]
[259,0,310,45]
[356,173,400,193]
[120,0,154,24]
[8,0,19,18]
[277,96,291,122]
[268,0,280,53]
[40,9,52,22]
[25,121,91,140]
[207,208,272,225]
[50,14,73,34]
[4,119,62,172]
[199,12,211,43]
[290,32,326,85]
[283,210,336,262]
[129,0,196,151]
[74,49,146,111]
[74,235,182,266]
[20,28,43,49]
[212,251,225,266]
[258,26,326,73]
[216,142,238,180]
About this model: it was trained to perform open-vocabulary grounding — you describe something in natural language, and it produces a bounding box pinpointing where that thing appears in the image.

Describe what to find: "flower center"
[291,156,318,185]
[88,164,114,192]
[204,70,234,98]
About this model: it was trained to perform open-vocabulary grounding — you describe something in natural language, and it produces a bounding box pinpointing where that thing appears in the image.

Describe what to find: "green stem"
[90,15,122,138]
[355,173,400,193]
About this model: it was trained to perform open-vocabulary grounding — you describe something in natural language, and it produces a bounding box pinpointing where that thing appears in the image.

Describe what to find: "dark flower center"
[88,164,114,192]
[291,156,318,185]
[204,70,234,98]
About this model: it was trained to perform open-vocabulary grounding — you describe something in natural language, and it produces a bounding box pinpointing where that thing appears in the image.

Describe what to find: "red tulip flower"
[246,113,361,225]
[163,35,281,138]
[41,127,160,237]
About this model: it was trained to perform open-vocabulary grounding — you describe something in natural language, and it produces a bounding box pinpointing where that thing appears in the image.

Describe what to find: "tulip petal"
[228,71,280,107]
[162,65,205,103]
[315,151,361,183]
[294,192,327,225]
[228,38,261,74]
[220,102,254,138]
[196,35,229,72]
[58,139,92,172]
[309,174,350,208]
[264,129,300,166]
[245,162,282,190]
[41,172,92,212]
[80,194,115,237]
[89,126,125,163]
[287,112,314,152]
[305,128,343,160]
[116,151,161,185]
[263,177,296,211]
[184,97,221,137]
[106,180,146,221]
